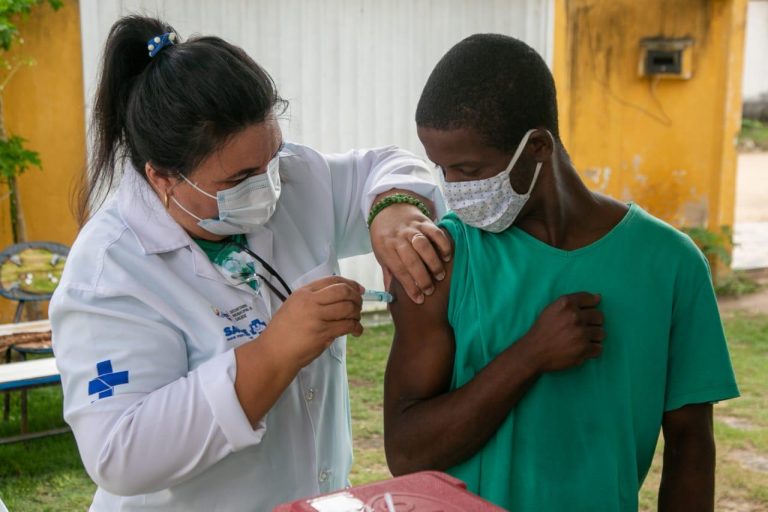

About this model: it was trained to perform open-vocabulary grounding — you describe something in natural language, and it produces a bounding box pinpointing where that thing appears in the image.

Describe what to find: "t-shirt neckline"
[510,203,639,258]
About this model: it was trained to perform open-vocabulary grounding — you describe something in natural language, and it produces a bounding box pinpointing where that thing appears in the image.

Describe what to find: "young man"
[384,34,739,512]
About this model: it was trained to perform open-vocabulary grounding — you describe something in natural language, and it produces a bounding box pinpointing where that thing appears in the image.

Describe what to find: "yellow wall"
[553,0,747,231]
[0,0,84,321]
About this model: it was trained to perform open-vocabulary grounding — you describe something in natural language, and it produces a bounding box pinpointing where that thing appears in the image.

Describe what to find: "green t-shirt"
[194,234,259,292]
[440,204,739,512]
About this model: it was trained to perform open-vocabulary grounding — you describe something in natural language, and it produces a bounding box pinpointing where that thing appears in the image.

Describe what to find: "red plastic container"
[273,471,507,511]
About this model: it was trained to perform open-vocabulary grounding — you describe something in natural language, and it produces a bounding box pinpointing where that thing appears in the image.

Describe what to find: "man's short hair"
[416,33,560,152]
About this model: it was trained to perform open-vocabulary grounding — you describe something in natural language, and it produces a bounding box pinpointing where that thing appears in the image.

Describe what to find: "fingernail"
[436,272,445,281]
[443,255,451,262]
[415,295,424,304]
[424,287,435,296]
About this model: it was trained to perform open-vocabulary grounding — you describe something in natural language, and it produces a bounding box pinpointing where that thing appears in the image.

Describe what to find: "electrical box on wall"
[638,38,693,79]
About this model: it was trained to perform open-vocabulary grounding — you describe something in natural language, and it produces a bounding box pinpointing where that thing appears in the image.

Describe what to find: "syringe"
[361,289,394,303]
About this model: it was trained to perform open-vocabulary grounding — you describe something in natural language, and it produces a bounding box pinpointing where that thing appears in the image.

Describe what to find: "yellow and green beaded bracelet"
[367,193,432,228]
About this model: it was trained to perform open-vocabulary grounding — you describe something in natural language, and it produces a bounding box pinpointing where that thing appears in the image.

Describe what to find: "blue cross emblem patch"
[88,360,129,399]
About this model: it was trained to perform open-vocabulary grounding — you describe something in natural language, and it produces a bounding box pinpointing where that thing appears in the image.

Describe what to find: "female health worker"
[50,16,449,511]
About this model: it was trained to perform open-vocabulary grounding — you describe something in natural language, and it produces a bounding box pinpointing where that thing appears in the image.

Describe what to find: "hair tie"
[147,32,177,58]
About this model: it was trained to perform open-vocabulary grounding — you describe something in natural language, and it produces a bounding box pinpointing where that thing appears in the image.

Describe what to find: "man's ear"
[529,129,555,163]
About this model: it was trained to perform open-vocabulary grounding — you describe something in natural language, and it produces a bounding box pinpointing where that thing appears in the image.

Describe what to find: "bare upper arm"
[384,251,456,417]
[662,403,713,442]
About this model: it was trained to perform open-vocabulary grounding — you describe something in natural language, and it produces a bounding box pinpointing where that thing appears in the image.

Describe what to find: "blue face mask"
[173,156,281,236]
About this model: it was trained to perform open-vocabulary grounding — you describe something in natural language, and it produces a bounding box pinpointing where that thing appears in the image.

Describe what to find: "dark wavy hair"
[80,15,287,224]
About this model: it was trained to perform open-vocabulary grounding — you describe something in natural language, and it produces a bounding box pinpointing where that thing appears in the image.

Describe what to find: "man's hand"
[520,292,605,372]
[369,192,452,304]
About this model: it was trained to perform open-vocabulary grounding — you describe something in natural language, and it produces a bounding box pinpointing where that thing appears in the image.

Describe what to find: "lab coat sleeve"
[51,285,266,496]
[324,146,447,259]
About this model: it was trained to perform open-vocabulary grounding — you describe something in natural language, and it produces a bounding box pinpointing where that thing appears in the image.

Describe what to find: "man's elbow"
[667,428,715,462]
[385,446,419,477]
[384,431,434,477]
[663,405,716,462]
[663,417,716,476]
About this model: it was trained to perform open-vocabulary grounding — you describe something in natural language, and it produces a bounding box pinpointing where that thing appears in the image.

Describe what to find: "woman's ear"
[145,163,179,209]
[145,162,177,194]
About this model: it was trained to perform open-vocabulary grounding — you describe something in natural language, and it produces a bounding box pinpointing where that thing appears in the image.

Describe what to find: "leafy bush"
[681,225,761,297]
[681,225,733,267]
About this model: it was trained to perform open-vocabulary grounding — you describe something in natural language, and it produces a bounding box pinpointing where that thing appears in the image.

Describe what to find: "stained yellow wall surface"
[553,0,747,231]
[0,0,84,322]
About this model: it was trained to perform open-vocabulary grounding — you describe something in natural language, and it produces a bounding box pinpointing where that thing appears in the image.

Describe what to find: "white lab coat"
[50,143,445,512]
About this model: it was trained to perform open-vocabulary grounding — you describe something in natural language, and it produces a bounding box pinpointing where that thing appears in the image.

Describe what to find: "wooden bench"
[0,357,60,392]
[0,320,69,444]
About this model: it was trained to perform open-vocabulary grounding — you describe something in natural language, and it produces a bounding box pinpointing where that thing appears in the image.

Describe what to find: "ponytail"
[80,16,173,225]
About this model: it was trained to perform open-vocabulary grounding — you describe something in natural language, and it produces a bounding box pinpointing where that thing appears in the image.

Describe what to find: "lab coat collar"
[117,170,192,255]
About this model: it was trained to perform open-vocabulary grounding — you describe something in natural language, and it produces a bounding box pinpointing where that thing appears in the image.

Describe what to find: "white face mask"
[440,129,545,233]
[173,155,281,236]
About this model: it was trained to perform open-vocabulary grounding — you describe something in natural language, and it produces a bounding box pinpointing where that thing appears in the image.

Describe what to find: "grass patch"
[0,386,94,510]
[347,325,393,485]
[1,318,766,510]
[739,118,768,151]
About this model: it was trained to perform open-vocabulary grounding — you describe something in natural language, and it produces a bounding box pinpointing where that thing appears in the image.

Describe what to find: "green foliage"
[739,118,768,151]
[0,134,40,182]
[0,0,61,52]
[742,118,764,131]
[681,225,733,267]
[716,270,762,298]
[681,226,761,298]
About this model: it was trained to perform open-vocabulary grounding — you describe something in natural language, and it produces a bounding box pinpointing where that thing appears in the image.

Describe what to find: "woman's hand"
[369,196,452,304]
[234,276,364,426]
[263,276,364,370]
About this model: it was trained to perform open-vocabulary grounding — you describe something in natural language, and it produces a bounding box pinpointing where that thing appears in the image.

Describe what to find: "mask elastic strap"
[524,162,544,196]
[171,196,204,222]
[501,129,539,176]
[180,174,218,200]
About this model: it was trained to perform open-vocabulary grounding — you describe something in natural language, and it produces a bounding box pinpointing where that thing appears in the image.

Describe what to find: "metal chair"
[0,242,68,434]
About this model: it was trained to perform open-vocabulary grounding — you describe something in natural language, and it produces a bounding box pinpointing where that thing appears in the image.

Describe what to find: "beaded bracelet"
[367,193,432,228]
